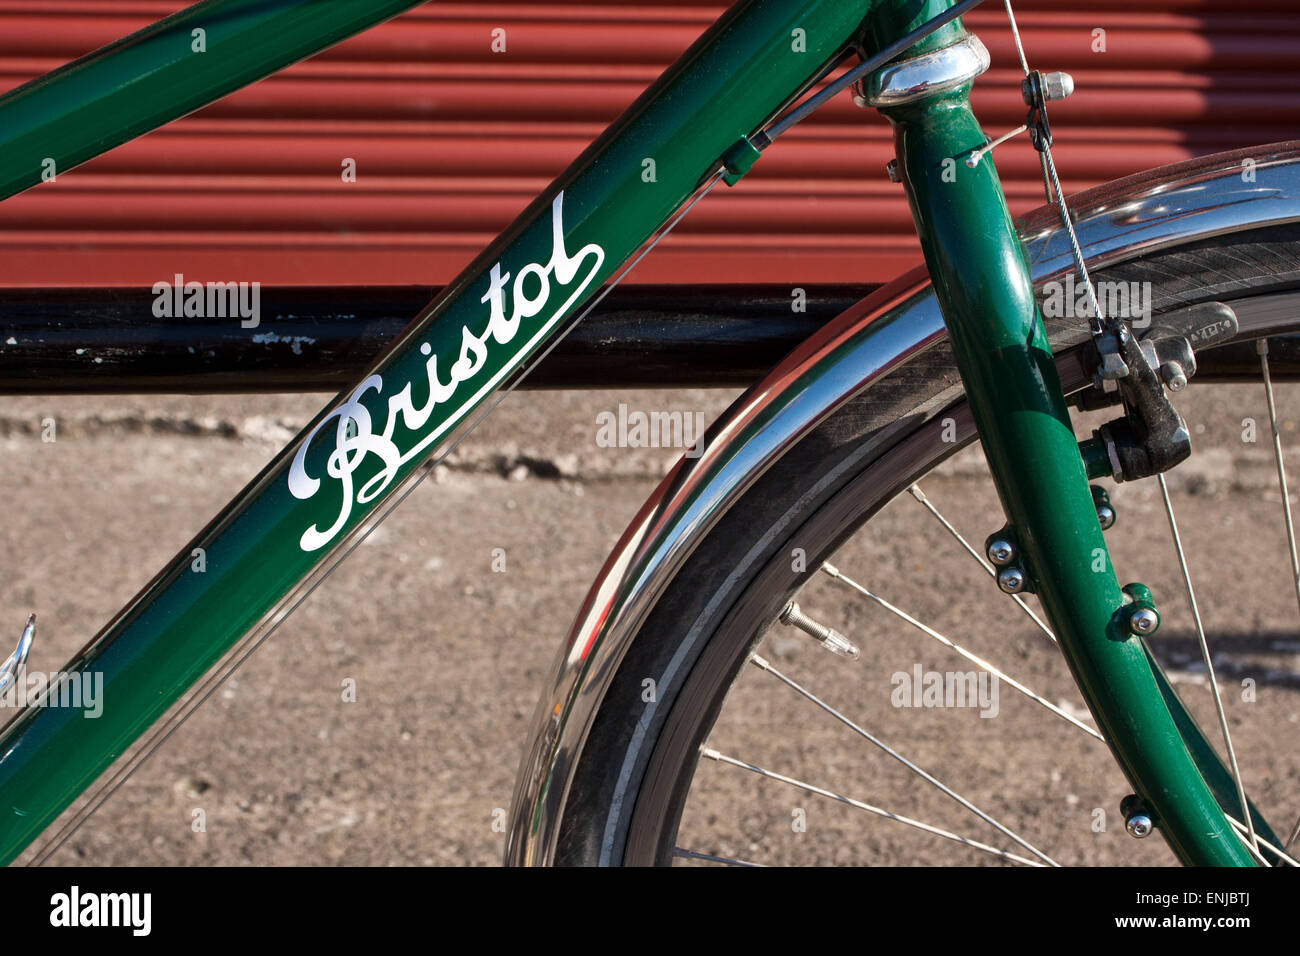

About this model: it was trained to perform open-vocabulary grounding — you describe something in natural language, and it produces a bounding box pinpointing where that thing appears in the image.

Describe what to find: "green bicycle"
[0,0,1298,867]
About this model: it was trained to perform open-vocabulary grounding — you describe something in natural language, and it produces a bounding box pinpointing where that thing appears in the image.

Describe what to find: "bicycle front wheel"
[554,221,1300,866]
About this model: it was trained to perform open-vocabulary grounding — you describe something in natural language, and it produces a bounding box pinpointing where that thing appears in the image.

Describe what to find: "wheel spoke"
[1227,817,1299,867]
[908,484,1057,644]
[1255,337,1300,864]
[820,562,1103,741]
[1156,473,1260,854]
[701,748,1046,866]
[748,654,1059,866]
[672,846,765,867]
[1259,338,1300,620]
[1284,812,1300,855]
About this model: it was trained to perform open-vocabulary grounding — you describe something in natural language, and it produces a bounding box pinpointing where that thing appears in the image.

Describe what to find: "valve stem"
[779,601,859,660]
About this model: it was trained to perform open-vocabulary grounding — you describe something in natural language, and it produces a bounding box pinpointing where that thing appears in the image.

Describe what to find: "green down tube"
[0,0,882,864]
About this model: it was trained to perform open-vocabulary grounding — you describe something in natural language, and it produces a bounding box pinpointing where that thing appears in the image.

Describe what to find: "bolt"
[1161,361,1188,391]
[1024,71,1075,105]
[1041,71,1075,101]
[1096,503,1116,530]
[1092,486,1115,529]
[1125,813,1154,838]
[987,539,1016,566]
[1129,607,1160,635]
[997,567,1027,594]
[885,158,901,183]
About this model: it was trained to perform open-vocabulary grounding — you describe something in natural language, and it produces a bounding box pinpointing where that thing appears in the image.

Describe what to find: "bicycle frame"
[0,0,1260,865]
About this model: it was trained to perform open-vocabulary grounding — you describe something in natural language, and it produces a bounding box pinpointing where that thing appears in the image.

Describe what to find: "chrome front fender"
[506,142,1300,865]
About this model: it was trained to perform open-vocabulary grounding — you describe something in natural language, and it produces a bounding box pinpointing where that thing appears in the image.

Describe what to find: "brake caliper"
[1075,302,1238,482]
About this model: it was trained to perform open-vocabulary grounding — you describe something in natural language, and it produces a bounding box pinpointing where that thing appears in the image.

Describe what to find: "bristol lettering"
[288,191,605,552]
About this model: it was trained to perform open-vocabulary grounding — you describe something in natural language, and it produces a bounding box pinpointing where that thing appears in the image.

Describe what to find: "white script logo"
[288,192,604,551]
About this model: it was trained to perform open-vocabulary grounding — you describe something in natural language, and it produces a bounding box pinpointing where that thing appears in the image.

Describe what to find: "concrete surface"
[3,380,1297,866]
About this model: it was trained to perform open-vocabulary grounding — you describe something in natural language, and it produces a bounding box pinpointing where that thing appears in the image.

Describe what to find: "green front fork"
[870,6,1263,866]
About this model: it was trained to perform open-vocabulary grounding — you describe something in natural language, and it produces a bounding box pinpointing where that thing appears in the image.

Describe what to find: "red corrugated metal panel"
[0,0,1297,287]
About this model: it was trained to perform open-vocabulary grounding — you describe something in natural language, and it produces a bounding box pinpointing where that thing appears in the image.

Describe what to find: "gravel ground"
[3,379,1298,866]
